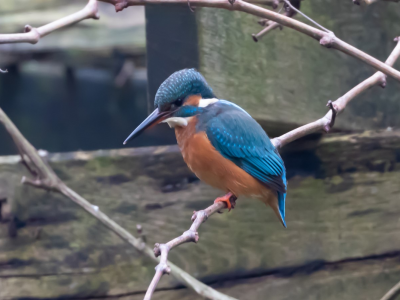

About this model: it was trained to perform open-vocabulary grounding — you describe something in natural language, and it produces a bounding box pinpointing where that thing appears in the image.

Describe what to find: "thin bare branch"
[282,0,331,33]
[353,0,399,5]
[1,0,399,298]
[0,0,99,45]
[100,0,400,83]
[252,22,282,41]
[246,0,279,7]
[252,1,289,42]
[144,196,237,300]
[379,281,400,300]
[271,37,400,149]
[0,107,237,300]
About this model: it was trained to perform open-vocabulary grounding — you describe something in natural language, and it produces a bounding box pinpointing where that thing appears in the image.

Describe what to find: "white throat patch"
[162,117,192,128]
[198,98,219,108]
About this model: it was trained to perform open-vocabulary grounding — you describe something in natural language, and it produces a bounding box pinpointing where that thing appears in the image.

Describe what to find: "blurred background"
[1,1,400,300]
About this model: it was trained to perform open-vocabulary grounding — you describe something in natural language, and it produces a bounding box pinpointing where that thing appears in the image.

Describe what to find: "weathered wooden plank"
[1,131,400,298]
[316,130,400,176]
[126,255,400,300]
[197,1,400,134]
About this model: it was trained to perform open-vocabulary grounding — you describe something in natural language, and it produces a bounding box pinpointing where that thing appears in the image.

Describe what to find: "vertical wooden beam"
[145,6,199,113]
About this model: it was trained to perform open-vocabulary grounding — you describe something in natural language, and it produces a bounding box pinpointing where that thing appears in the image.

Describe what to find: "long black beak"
[123,108,167,145]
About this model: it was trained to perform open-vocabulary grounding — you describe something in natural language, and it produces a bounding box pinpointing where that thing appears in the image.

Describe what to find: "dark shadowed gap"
[141,5,200,148]
[145,5,199,112]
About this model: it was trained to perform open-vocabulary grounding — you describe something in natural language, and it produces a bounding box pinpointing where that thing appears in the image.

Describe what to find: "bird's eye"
[171,98,183,110]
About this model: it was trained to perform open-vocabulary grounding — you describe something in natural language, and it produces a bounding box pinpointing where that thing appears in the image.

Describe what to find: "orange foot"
[214,192,237,211]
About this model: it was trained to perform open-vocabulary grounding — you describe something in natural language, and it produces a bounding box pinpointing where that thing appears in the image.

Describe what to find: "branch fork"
[0,0,99,45]
[21,176,59,191]
[1,1,400,300]
[145,224,202,300]
[252,0,295,42]
[323,100,338,133]
[0,104,238,300]
[144,199,235,300]
[319,32,336,48]
[271,36,400,149]
[99,0,400,83]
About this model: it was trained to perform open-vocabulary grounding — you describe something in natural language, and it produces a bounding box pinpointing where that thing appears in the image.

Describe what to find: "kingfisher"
[124,69,287,227]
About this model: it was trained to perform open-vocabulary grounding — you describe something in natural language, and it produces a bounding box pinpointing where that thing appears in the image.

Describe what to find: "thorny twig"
[144,196,237,300]
[271,37,400,149]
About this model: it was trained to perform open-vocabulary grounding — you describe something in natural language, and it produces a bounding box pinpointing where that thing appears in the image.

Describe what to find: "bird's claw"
[214,192,237,212]
[228,0,235,5]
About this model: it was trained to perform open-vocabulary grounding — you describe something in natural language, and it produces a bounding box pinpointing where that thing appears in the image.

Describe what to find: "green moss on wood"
[197,3,400,133]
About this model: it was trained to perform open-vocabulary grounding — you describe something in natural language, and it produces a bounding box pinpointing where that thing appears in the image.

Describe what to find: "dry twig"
[1,95,238,300]
[99,0,400,82]
[2,1,400,299]
[353,0,399,5]
[141,37,400,294]
[379,281,400,300]
[271,37,400,149]
[247,0,280,7]
[0,0,100,72]
[0,0,99,45]
[282,0,331,33]
[0,107,237,300]
[252,21,282,41]
[141,39,400,299]
[2,0,400,82]
[0,98,239,300]
[251,0,301,42]
[144,196,237,300]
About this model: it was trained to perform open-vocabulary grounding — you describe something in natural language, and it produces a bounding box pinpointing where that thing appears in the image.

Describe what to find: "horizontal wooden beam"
[1,130,399,299]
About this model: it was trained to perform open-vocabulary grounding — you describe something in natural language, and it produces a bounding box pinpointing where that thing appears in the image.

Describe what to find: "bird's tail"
[268,167,287,228]
[263,190,287,228]
[277,191,286,228]
[268,191,286,228]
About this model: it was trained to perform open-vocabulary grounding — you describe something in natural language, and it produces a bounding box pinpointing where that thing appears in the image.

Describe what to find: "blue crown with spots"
[155,69,215,111]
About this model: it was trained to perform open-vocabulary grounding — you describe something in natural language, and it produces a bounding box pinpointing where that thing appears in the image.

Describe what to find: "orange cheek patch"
[183,95,201,107]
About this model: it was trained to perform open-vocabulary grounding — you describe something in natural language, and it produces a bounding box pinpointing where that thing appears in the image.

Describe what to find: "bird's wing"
[200,102,286,194]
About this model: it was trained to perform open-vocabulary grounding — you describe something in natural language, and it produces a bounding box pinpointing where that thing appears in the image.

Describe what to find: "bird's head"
[124,68,216,144]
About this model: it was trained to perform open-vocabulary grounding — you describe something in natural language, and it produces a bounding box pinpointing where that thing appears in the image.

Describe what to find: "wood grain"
[1,130,400,299]
[197,1,400,134]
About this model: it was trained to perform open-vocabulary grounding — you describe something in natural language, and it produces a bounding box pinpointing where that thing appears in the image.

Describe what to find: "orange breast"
[175,118,276,202]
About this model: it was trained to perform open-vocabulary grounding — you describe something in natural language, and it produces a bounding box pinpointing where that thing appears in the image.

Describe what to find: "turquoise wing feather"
[197,100,287,225]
